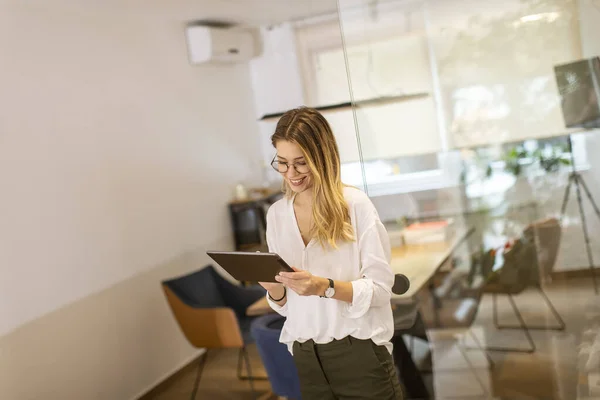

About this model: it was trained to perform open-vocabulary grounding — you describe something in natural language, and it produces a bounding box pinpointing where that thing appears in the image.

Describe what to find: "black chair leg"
[237,348,244,379]
[494,287,566,331]
[449,340,490,399]
[465,329,495,370]
[392,334,431,399]
[240,346,257,399]
[419,331,490,399]
[487,293,536,353]
[237,347,268,381]
[190,351,208,400]
[464,293,536,354]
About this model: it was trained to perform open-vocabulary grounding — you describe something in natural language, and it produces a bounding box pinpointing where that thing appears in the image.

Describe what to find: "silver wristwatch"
[321,278,335,298]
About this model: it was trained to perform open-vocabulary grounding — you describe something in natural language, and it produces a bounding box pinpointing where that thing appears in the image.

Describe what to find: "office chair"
[162,265,266,399]
[478,217,565,353]
[495,218,565,330]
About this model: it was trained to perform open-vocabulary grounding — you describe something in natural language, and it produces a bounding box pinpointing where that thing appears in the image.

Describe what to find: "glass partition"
[334,0,600,398]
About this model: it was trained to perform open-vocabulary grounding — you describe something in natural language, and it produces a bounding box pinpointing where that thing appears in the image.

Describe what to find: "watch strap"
[320,278,334,298]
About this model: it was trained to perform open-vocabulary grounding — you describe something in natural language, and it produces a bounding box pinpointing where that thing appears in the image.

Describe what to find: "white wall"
[249,23,307,184]
[0,2,262,399]
[578,0,600,58]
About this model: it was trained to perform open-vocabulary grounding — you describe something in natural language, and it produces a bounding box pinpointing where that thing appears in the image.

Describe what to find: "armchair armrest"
[163,285,244,349]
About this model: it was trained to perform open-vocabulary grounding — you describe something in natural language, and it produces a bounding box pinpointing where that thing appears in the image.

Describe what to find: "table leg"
[392,334,431,399]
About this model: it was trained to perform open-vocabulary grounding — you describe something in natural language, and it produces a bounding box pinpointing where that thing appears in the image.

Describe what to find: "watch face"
[325,287,335,298]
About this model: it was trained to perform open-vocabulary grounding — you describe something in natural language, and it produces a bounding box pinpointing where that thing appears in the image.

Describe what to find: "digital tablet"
[206,251,294,283]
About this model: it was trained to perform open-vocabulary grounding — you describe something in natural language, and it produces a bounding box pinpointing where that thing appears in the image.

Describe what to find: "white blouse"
[265,186,395,355]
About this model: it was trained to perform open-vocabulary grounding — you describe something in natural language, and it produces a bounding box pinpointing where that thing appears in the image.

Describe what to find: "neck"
[294,188,313,208]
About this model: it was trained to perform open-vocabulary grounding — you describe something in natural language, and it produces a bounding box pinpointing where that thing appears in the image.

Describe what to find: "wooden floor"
[148,278,599,400]
[150,345,272,400]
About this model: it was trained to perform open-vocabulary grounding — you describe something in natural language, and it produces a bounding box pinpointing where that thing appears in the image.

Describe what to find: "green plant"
[533,145,571,173]
[503,146,529,176]
[496,143,571,177]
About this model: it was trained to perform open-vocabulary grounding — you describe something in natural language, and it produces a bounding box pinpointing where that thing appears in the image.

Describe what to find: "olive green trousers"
[292,336,404,400]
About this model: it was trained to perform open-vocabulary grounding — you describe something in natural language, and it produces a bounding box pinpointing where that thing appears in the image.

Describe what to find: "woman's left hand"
[275,267,327,296]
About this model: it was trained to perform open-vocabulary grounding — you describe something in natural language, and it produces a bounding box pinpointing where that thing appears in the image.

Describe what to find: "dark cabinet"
[228,191,283,251]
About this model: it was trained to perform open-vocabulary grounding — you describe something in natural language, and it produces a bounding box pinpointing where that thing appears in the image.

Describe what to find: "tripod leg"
[560,173,574,221]
[573,174,599,294]
[577,174,600,219]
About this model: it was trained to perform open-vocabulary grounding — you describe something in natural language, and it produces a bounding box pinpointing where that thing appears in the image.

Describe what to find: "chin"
[289,185,309,193]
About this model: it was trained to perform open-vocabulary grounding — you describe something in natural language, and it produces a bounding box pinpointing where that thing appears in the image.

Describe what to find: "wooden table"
[390,228,474,301]
[247,296,271,316]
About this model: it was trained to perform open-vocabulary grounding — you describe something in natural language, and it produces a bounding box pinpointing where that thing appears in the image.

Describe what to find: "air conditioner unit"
[185,26,259,64]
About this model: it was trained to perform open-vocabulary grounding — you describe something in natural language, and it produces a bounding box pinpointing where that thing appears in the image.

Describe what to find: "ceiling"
[169,0,377,26]
[211,0,342,25]
[7,0,374,26]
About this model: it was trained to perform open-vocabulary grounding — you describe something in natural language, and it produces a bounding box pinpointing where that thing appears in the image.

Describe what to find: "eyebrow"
[277,155,305,161]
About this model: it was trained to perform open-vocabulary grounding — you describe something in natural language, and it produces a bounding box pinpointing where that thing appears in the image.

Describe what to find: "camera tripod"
[559,136,599,295]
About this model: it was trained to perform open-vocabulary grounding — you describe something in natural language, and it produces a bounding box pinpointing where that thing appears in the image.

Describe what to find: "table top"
[247,296,271,317]
[390,228,474,301]
[246,228,474,316]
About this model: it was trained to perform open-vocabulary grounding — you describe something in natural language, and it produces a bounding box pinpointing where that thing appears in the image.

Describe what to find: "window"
[294,3,449,194]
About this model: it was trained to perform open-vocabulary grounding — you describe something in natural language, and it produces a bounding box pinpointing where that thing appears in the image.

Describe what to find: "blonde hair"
[271,107,354,248]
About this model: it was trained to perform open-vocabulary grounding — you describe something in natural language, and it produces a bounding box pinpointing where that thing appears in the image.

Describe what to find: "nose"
[286,167,298,178]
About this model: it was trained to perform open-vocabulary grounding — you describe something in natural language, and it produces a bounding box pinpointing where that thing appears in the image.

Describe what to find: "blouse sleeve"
[264,206,288,316]
[341,206,394,319]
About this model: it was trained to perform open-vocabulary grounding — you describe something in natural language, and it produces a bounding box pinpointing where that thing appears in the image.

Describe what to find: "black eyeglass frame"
[270,156,310,173]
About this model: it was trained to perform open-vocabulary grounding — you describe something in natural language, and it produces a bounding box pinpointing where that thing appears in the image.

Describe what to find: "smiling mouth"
[289,177,306,186]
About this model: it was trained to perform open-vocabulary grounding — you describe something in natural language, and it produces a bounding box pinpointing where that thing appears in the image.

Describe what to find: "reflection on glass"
[334,1,600,397]
[434,0,580,147]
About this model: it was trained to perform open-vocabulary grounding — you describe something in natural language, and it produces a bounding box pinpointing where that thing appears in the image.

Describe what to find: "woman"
[259,107,403,400]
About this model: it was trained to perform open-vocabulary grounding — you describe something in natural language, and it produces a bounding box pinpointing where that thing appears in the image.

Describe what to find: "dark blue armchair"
[162,265,266,399]
[251,314,302,400]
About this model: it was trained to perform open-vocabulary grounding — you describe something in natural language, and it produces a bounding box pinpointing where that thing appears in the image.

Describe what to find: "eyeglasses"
[271,157,310,174]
